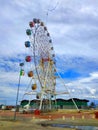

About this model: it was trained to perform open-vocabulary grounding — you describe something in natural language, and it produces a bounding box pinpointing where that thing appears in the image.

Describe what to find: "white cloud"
[0,0,98,104]
[63,71,98,99]
[80,6,98,16]
[79,72,98,83]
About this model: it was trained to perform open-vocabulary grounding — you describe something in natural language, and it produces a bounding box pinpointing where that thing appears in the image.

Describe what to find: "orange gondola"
[31,84,37,90]
[28,71,33,77]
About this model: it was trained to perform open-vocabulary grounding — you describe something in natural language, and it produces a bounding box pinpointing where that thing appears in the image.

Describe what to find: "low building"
[20,98,89,110]
[54,98,89,109]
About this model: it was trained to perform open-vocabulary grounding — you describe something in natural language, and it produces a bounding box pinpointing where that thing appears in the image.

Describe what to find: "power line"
[45,0,60,24]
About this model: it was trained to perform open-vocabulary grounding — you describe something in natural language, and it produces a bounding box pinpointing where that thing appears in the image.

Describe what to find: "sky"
[0,0,98,105]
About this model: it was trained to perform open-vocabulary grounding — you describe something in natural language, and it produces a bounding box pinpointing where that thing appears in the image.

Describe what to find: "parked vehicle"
[19,104,35,114]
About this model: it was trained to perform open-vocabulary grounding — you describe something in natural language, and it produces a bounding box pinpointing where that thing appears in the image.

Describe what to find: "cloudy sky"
[0,0,98,105]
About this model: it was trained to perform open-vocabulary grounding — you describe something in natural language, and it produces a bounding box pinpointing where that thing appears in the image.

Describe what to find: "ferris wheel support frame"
[53,64,80,112]
[39,58,51,110]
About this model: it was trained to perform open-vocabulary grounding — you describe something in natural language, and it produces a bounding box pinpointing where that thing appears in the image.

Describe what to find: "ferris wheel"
[23,18,56,110]
[19,18,80,112]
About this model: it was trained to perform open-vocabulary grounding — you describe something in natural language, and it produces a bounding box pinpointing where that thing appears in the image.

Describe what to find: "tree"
[89,102,96,108]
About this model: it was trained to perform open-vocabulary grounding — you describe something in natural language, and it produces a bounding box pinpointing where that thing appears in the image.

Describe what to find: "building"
[54,98,89,109]
[20,98,89,110]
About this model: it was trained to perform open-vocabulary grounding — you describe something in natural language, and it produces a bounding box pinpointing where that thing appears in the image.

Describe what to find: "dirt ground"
[0,119,76,130]
[0,109,98,130]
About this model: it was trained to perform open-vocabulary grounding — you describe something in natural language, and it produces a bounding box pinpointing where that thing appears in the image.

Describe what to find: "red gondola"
[25,56,31,62]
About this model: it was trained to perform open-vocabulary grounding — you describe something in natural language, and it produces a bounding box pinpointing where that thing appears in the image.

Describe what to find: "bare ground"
[0,119,76,130]
[0,109,98,130]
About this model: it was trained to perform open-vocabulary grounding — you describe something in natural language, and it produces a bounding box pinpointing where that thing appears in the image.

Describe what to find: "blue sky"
[0,0,98,105]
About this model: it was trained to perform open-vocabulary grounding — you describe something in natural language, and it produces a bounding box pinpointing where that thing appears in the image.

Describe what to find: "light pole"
[14,63,24,120]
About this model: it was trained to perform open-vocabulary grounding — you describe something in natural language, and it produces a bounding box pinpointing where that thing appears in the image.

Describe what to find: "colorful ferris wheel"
[18,18,80,112]
[22,18,56,110]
